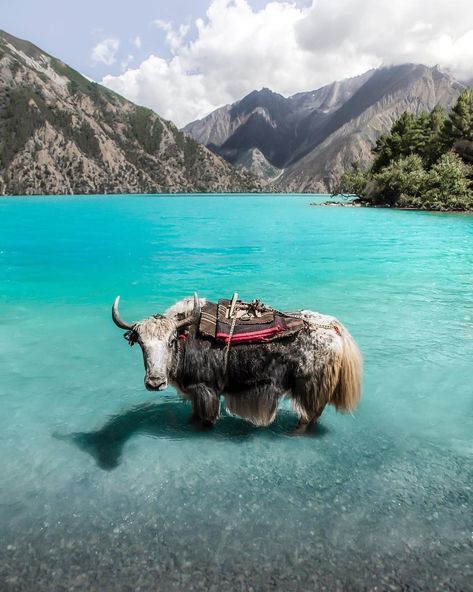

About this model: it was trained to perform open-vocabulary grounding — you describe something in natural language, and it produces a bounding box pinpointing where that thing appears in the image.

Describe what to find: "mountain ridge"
[0,30,262,196]
[184,64,464,191]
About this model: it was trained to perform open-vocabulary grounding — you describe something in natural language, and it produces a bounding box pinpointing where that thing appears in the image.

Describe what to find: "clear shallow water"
[0,194,472,591]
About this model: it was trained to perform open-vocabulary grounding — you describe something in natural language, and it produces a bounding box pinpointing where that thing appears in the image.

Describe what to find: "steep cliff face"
[184,64,464,192]
[185,88,295,171]
[279,64,464,192]
[0,30,261,196]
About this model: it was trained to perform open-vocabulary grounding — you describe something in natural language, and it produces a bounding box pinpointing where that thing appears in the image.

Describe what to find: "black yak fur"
[114,296,363,432]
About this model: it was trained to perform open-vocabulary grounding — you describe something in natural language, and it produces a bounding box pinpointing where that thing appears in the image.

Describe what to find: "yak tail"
[330,323,363,412]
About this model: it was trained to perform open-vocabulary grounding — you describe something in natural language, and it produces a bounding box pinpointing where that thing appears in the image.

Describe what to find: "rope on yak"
[219,294,341,384]
[222,292,239,378]
[223,315,237,378]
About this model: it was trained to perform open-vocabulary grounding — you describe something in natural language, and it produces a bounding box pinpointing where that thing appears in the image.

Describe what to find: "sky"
[3,0,473,127]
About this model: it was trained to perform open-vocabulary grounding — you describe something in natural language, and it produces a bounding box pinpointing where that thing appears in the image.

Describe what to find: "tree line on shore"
[337,89,473,211]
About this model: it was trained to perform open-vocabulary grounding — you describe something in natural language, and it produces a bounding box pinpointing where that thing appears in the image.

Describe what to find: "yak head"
[111,294,201,391]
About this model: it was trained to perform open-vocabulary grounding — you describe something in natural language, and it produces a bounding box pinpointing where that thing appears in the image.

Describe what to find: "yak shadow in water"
[54,399,329,470]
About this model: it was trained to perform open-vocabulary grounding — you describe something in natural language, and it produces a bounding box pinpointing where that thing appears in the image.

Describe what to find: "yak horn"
[176,292,201,329]
[112,296,135,330]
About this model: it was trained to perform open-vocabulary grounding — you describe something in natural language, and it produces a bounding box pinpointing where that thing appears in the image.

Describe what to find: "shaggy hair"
[165,296,207,322]
[133,316,175,339]
[122,296,363,430]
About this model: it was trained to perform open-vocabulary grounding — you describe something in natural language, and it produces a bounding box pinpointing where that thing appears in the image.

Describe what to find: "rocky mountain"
[0,30,261,196]
[184,64,464,192]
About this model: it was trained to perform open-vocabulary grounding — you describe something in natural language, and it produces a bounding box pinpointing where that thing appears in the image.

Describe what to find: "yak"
[111,294,362,433]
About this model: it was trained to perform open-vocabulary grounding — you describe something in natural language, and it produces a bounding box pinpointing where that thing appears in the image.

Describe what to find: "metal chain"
[313,321,341,335]
[286,312,340,334]
[220,310,340,388]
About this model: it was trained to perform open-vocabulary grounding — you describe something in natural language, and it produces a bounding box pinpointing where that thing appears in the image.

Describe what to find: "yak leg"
[188,384,220,427]
[291,378,326,435]
[293,401,326,434]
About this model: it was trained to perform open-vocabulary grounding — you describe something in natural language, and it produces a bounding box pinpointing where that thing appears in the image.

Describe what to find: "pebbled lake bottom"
[0,194,472,591]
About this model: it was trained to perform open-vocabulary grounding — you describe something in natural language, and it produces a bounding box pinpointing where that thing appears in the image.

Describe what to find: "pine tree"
[443,89,473,143]
[372,134,391,172]
[422,105,447,166]
[339,93,473,210]
[372,112,425,171]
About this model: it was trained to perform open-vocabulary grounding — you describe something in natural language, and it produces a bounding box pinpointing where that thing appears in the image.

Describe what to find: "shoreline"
[312,199,473,215]
[1,192,472,214]
[0,191,326,199]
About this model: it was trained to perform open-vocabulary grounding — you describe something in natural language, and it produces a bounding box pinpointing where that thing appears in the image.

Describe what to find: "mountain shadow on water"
[54,400,329,470]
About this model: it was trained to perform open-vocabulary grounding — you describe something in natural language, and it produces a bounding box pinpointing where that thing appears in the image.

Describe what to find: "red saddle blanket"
[199,299,305,344]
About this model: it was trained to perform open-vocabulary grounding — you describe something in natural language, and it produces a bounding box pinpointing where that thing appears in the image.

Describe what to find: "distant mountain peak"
[232,86,290,118]
[184,63,464,191]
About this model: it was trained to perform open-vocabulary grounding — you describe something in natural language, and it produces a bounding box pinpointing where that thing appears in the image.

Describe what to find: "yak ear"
[123,330,138,346]
[176,293,201,329]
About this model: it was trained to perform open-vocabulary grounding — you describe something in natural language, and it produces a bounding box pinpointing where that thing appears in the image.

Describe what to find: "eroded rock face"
[0,30,263,196]
[184,65,464,192]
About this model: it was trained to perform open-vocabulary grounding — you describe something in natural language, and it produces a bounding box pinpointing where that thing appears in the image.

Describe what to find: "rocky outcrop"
[0,30,262,195]
[234,148,282,180]
[184,64,464,192]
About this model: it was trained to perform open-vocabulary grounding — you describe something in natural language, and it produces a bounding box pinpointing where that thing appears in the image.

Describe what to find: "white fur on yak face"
[132,316,176,391]
[128,296,205,392]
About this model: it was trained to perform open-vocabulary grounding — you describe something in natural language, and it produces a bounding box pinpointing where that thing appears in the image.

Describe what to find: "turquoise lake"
[0,194,472,591]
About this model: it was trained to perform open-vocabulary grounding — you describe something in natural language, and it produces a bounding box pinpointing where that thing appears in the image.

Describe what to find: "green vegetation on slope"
[0,86,102,167]
[0,87,46,167]
[0,29,262,194]
[338,89,473,210]
[128,107,163,154]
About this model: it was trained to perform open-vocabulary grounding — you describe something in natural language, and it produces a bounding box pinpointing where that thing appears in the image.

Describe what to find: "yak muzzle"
[145,376,168,391]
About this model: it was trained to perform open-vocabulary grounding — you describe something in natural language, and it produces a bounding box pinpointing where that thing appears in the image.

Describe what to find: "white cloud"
[295,0,473,81]
[101,0,473,127]
[132,35,142,49]
[154,19,191,54]
[121,54,135,72]
[91,37,120,66]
